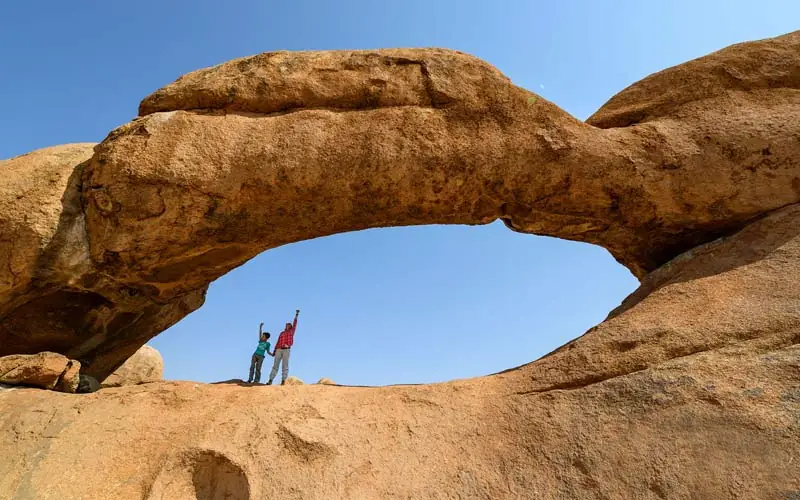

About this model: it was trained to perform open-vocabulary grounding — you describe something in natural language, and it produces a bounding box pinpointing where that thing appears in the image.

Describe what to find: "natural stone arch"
[0,31,798,380]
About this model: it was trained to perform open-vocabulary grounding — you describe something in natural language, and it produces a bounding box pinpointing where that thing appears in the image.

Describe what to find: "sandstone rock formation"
[0,144,95,356]
[0,30,799,499]
[101,344,164,388]
[317,377,335,385]
[0,145,204,380]
[0,31,798,381]
[0,352,80,393]
[1,203,798,498]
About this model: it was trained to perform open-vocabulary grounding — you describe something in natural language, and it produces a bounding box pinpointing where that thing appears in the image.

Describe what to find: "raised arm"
[258,322,263,340]
[292,310,299,331]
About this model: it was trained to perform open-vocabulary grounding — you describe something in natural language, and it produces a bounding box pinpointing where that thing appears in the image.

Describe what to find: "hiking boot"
[266,380,273,385]
[281,379,286,386]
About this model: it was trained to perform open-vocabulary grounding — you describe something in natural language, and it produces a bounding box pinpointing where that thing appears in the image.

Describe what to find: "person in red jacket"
[267,309,300,385]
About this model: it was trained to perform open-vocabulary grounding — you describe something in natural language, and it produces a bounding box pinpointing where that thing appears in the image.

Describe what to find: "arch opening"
[149,221,638,386]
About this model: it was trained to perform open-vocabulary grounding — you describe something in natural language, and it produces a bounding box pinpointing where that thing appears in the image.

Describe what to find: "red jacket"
[275,316,298,349]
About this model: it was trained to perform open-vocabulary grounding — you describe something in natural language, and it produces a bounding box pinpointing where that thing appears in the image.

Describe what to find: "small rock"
[316,378,336,385]
[284,376,304,385]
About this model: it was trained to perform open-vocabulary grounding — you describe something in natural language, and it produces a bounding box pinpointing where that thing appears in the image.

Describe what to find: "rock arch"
[0,31,798,380]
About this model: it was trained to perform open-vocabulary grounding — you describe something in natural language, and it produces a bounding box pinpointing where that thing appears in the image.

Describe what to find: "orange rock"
[0,203,798,497]
[101,345,163,388]
[0,352,79,391]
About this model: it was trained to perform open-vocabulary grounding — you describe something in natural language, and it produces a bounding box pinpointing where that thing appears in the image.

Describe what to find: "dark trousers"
[248,354,265,383]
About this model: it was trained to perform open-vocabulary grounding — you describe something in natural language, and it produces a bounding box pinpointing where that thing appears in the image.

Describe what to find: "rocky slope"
[1,204,799,498]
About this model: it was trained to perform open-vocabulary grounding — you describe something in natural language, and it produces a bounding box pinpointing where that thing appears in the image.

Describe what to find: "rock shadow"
[147,448,250,500]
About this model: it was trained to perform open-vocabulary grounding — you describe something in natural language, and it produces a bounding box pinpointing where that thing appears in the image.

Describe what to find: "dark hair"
[262,332,271,339]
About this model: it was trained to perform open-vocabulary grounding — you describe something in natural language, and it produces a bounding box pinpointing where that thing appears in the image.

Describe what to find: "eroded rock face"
[0,32,798,381]
[0,146,206,380]
[1,205,798,498]
[0,144,95,356]
[101,344,163,388]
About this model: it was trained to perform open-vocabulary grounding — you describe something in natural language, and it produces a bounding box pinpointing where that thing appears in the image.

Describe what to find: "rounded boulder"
[101,345,164,387]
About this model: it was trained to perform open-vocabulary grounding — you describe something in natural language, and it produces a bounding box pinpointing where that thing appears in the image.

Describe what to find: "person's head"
[285,322,292,330]
[261,332,270,341]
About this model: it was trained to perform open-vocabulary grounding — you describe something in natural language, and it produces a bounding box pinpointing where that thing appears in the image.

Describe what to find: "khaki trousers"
[269,348,290,382]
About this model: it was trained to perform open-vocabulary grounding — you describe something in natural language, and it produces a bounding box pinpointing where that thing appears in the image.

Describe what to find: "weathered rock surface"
[317,377,335,385]
[1,204,798,499]
[0,352,80,393]
[587,30,800,128]
[0,31,798,380]
[100,344,163,387]
[0,145,206,379]
[0,144,95,356]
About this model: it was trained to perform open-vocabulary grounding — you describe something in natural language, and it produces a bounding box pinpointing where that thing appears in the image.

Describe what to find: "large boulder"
[0,203,798,498]
[0,31,798,383]
[0,352,80,392]
[101,345,164,387]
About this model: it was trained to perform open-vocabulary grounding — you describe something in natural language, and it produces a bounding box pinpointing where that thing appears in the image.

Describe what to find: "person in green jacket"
[247,322,273,384]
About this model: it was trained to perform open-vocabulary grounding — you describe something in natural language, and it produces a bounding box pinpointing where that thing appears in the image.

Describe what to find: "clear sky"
[2,1,797,385]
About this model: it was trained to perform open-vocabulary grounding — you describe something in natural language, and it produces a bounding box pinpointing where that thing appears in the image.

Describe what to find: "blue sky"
[2,1,797,385]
